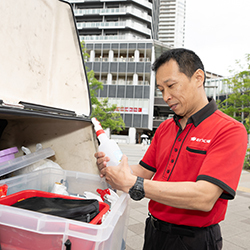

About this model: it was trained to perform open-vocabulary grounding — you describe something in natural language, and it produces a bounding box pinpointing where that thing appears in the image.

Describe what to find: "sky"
[184,0,250,77]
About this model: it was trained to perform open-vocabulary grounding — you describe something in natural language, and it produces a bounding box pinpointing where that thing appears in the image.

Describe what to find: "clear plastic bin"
[0,168,130,250]
[0,147,55,177]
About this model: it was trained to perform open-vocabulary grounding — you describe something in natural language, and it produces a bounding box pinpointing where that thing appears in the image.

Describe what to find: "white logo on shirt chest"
[191,137,211,144]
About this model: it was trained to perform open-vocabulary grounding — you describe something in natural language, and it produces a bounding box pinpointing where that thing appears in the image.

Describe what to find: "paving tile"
[128,216,140,226]
[129,209,148,223]
[223,240,248,250]
[129,201,146,210]
[241,218,250,225]
[128,222,145,235]
[224,212,247,223]
[127,228,137,238]
[126,234,144,250]
[225,231,250,249]
[135,206,148,216]
[125,245,134,250]
[221,223,248,239]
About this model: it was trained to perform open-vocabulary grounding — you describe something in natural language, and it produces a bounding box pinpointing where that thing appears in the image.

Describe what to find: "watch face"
[131,190,144,201]
[129,186,145,201]
[129,176,145,201]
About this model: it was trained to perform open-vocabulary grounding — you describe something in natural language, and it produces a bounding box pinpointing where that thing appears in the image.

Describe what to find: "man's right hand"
[94,151,110,177]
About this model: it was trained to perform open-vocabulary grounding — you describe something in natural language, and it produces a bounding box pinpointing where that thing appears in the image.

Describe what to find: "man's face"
[156,59,202,120]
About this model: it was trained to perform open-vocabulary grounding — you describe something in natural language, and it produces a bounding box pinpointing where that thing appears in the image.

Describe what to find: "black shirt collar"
[174,98,218,127]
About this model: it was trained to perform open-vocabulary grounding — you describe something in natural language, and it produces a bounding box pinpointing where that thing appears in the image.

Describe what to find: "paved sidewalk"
[119,144,250,250]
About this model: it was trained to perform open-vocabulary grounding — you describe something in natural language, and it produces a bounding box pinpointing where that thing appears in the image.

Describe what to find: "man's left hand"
[101,154,136,193]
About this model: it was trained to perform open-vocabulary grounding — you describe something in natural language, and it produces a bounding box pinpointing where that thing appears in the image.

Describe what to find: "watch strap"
[129,176,145,201]
[136,176,144,187]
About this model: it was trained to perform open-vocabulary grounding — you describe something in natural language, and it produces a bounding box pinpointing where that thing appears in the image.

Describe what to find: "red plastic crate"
[0,190,109,225]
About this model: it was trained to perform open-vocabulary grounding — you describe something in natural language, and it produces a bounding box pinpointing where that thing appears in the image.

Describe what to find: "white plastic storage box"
[0,168,130,250]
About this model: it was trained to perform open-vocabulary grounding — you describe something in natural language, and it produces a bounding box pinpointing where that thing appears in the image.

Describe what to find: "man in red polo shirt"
[95,48,248,249]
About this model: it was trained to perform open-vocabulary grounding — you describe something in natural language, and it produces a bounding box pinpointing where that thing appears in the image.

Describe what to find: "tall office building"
[158,0,186,47]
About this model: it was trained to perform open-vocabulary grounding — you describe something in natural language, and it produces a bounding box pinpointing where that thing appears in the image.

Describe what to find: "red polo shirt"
[140,99,248,227]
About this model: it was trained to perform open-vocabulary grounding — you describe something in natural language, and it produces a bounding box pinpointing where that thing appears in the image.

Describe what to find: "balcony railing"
[76,20,151,35]
[131,0,152,9]
[70,0,152,10]
[100,80,149,85]
[86,57,151,62]
[80,35,128,41]
[74,7,151,22]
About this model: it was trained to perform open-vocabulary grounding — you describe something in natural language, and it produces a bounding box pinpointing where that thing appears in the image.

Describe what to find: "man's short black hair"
[152,48,206,85]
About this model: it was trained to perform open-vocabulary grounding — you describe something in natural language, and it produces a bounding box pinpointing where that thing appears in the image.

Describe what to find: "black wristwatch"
[129,176,145,201]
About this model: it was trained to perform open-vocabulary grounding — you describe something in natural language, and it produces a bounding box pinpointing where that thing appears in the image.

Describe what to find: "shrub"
[243,148,250,170]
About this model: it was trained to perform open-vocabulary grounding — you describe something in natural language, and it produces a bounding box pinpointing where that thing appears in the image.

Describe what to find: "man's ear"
[194,69,205,87]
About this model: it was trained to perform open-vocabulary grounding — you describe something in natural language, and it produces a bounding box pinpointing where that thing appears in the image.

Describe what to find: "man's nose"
[162,90,171,102]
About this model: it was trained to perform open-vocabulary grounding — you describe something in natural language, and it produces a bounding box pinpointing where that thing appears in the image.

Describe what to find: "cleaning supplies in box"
[0,184,8,198]
[0,147,18,164]
[97,188,119,208]
[51,180,119,209]
[51,182,69,196]
[0,144,55,177]
[13,144,62,176]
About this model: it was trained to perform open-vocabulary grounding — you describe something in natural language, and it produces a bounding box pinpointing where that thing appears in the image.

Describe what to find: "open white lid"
[0,0,91,117]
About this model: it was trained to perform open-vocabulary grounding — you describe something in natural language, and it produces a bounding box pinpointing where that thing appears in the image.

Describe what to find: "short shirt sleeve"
[197,120,248,199]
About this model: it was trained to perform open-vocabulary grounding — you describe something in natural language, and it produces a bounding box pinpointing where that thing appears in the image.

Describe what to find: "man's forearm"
[143,179,223,212]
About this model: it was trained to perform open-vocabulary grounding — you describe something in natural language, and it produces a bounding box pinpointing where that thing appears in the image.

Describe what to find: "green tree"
[218,53,250,133]
[81,41,125,132]
[91,98,125,133]
[217,54,250,169]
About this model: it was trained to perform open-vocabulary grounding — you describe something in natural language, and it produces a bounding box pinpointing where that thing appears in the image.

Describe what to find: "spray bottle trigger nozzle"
[96,188,111,201]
